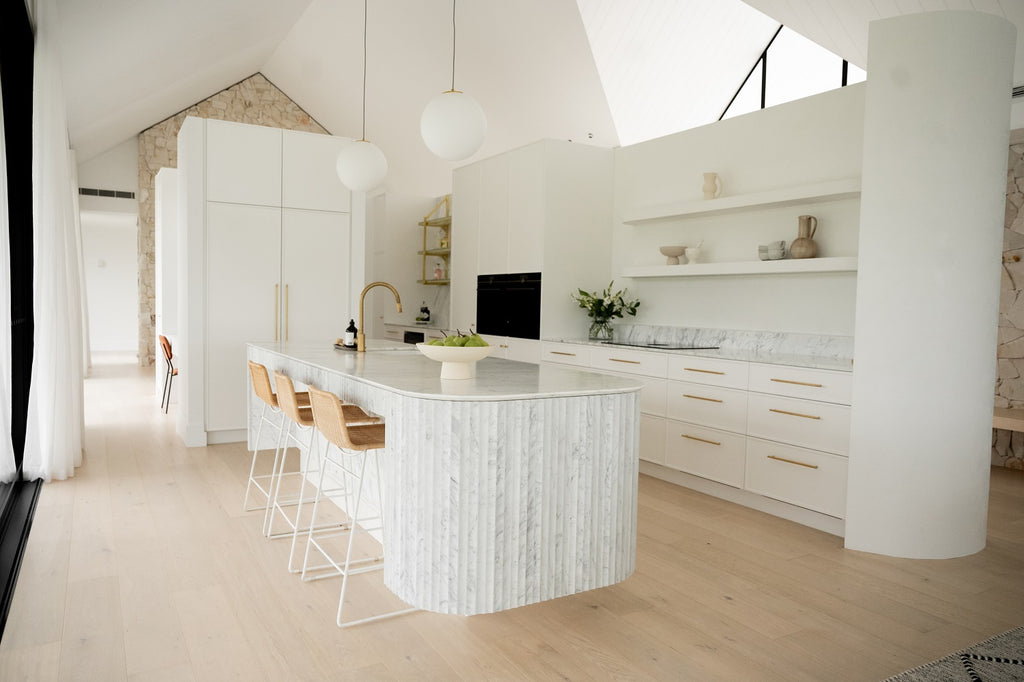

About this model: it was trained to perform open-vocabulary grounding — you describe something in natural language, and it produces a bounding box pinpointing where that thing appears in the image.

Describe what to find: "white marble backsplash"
[615,324,855,363]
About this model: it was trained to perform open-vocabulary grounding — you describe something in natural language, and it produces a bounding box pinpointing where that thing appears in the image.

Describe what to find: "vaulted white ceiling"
[743,0,1024,80]
[53,0,1024,196]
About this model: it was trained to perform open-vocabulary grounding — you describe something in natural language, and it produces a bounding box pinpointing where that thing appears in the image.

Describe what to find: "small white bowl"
[416,343,494,379]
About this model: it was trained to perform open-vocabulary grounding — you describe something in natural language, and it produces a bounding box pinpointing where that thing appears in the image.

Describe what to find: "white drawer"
[664,421,745,488]
[745,437,848,518]
[596,370,667,416]
[749,363,853,405]
[667,355,748,390]
[589,346,669,378]
[640,414,666,465]
[666,382,746,433]
[541,342,590,367]
[746,393,850,456]
[383,328,402,339]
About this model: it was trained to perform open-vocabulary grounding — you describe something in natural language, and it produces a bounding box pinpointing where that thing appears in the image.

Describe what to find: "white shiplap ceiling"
[743,0,1024,85]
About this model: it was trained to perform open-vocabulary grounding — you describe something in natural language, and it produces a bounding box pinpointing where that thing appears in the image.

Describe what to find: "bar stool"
[158,335,177,413]
[243,361,309,515]
[268,371,378,574]
[304,384,415,627]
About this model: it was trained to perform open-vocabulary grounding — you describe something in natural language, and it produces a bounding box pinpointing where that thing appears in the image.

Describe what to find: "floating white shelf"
[622,256,858,278]
[621,179,861,224]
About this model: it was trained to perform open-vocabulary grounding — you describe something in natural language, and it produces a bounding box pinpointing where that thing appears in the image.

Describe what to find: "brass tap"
[357,281,402,352]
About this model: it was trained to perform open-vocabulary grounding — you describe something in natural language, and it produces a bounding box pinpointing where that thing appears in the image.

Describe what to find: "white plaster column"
[846,11,1015,558]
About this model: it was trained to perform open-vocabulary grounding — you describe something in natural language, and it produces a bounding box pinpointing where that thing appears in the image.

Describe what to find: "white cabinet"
[542,337,854,526]
[205,119,282,206]
[451,140,614,341]
[178,117,360,445]
[205,203,280,431]
[483,335,542,363]
[281,209,350,342]
[282,131,351,212]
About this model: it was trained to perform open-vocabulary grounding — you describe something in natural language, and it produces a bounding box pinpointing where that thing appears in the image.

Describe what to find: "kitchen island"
[246,341,642,615]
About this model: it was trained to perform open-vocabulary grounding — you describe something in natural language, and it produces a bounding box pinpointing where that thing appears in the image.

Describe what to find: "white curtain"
[23,0,85,481]
[0,81,18,484]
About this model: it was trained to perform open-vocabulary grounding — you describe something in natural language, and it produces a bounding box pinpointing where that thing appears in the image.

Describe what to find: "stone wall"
[993,129,1024,468]
[136,73,328,366]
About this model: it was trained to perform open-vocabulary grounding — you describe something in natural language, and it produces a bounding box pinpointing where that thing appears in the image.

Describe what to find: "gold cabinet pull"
[610,358,641,365]
[274,284,279,342]
[769,408,821,420]
[767,454,819,469]
[684,367,724,375]
[682,434,721,446]
[499,344,509,349]
[550,351,576,357]
[771,378,823,388]
[285,284,290,342]
[683,394,723,403]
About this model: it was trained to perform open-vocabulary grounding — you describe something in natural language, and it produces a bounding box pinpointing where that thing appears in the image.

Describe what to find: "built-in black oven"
[476,273,541,340]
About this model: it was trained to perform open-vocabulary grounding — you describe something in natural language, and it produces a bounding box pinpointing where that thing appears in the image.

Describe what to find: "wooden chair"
[158,335,177,414]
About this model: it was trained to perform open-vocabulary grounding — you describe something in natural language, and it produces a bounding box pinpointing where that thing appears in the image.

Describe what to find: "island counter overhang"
[246,341,642,616]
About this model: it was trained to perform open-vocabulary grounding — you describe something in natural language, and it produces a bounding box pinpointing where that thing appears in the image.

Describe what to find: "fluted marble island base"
[247,342,641,615]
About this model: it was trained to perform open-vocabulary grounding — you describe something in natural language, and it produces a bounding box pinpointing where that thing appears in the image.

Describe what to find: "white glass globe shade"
[420,90,487,161]
[336,140,388,192]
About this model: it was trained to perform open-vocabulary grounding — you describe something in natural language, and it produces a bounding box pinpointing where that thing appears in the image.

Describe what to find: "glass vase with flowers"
[571,280,640,341]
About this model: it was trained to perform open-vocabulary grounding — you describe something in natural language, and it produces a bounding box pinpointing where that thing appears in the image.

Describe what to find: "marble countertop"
[249,340,643,401]
[546,338,855,372]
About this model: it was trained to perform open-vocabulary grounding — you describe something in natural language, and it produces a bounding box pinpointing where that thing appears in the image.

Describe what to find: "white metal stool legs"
[301,441,416,627]
[243,401,283,513]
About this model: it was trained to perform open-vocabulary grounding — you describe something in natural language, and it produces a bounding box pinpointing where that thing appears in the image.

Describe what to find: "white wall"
[611,84,866,335]
[76,137,139,214]
[81,212,139,352]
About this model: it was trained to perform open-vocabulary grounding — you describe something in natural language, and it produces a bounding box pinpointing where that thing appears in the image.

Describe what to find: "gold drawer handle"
[684,367,724,375]
[610,358,641,365]
[682,434,721,446]
[499,344,509,349]
[771,378,823,388]
[769,408,821,420]
[767,454,819,470]
[683,394,723,403]
[550,351,576,357]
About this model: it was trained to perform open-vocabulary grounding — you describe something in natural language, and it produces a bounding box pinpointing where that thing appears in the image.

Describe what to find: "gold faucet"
[357,281,402,352]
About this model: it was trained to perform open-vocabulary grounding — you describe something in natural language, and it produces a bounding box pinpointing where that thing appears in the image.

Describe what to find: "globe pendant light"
[420,0,486,161]
[337,0,387,192]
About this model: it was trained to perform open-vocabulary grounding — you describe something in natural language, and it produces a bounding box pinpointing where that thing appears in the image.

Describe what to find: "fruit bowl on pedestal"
[416,343,494,379]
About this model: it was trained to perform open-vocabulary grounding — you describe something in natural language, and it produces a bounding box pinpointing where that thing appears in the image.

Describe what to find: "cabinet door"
[205,119,282,206]
[206,202,281,432]
[282,130,351,212]
[281,209,351,342]
[476,154,510,275]
[451,165,481,329]
[507,144,544,273]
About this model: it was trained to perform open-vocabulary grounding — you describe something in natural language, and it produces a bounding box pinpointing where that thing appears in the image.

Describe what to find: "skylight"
[575,0,781,146]
[576,1,866,146]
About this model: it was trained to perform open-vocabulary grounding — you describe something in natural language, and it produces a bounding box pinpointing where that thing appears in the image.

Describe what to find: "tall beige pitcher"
[790,214,818,259]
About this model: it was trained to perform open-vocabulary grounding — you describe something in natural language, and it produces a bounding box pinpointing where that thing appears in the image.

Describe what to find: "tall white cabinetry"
[450,139,613,341]
[177,117,361,446]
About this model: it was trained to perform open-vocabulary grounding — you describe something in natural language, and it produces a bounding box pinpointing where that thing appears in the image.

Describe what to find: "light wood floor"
[0,355,1022,681]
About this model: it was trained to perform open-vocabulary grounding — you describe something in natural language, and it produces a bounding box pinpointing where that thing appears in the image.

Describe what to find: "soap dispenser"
[344,319,357,347]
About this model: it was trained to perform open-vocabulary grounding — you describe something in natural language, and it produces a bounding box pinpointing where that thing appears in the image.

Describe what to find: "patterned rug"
[884,625,1024,681]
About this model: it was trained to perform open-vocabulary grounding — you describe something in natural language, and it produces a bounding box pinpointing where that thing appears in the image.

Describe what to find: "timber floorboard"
[0,353,1021,681]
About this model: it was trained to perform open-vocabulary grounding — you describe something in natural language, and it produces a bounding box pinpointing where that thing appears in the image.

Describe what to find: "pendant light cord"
[361,0,367,141]
[450,0,457,92]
